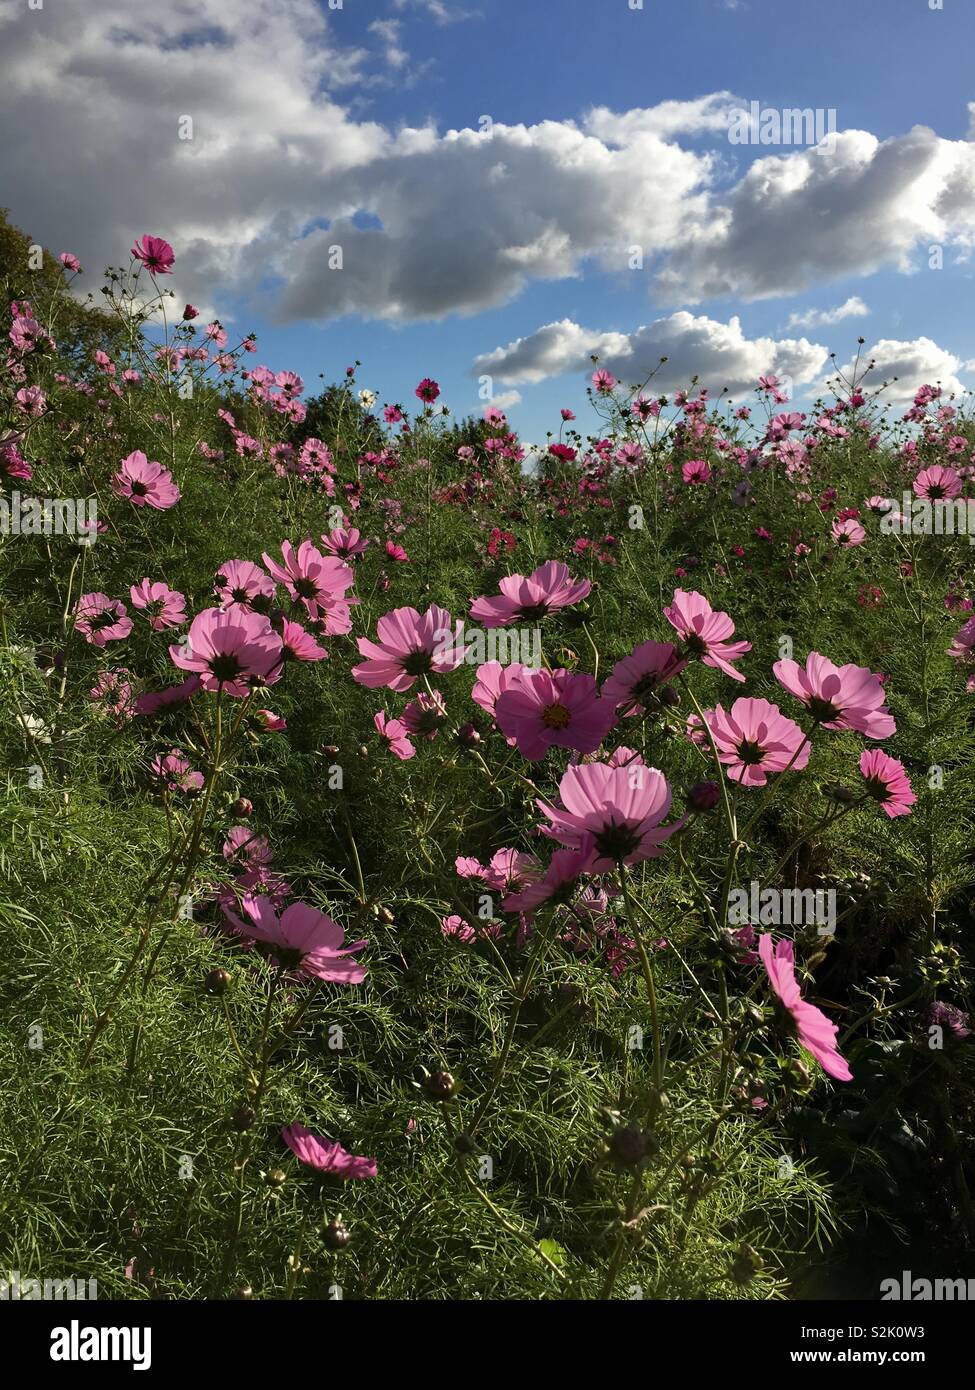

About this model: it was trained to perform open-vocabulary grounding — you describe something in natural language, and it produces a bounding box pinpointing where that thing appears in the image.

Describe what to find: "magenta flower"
[134,673,202,716]
[471,660,526,724]
[664,589,751,681]
[59,252,81,272]
[151,750,204,795]
[832,516,865,546]
[113,451,180,509]
[223,826,273,868]
[281,1123,377,1179]
[759,935,852,1082]
[859,748,916,817]
[415,377,440,404]
[89,669,136,724]
[537,761,677,870]
[501,841,597,919]
[280,618,328,662]
[321,526,369,559]
[74,593,132,647]
[681,459,712,486]
[402,689,448,740]
[773,652,895,739]
[130,579,187,631]
[131,234,175,275]
[697,697,810,787]
[214,559,276,614]
[352,605,467,692]
[456,848,541,894]
[262,540,355,622]
[169,607,283,697]
[224,896,368,985]
[374,710,416,761]
[495,669,618,761]
[469,561,591,628]
[913,464,961,500]
[602,640,687,716]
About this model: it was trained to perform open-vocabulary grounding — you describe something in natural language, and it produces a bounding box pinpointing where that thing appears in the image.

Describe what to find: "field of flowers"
[1,222,973,1302]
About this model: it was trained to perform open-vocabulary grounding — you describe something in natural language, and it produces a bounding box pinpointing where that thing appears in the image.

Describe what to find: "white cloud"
[786,297,869,330]
[486,390,522,411]
[657,127,975,303]
[823,336,970,405]
[472,311,828,398]
[3,3,975,330]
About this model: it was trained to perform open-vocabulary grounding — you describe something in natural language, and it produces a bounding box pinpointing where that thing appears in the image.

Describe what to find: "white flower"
[15,712,52,743]
[358,389,377,408]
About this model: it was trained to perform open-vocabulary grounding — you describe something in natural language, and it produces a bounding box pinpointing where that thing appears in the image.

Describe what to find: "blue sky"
[3,0,975,440]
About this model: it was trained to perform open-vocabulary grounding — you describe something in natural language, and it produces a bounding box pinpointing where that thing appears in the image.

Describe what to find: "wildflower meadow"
[2,208,973,1329]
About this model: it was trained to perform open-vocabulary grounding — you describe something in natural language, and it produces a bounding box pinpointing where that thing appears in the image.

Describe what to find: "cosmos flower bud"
[731,1243,764,1285]
[457,722,481,748]
[230,797,253,819]
[323,1218,351,1250]
[687,780,720,811]
[231,1105,256,1132]
[607,1125,657,1169]
[204,968,231,995]
[266,1168,287,1187]
[424,1070,456,1101]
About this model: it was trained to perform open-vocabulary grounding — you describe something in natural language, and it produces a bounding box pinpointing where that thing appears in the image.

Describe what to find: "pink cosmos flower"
[280,618,328,662]
[592,368,617,394]
[681,459,712,486]
[773,652,895,739]
[415,377,440,403]
[948,616,975,664]
[256,708,287,731]
[537,761,677,870]
[15,386,46,417]
[602,640,687,716]
[131,234,175,275]
[130,579,187,631]
[59,252,81,272]
[281,1123,377,1179]
[401,689,448,739]
[134,673,202,715]
[223,826,273,868]
[321,526,369,559]
[214,559,276,614]
[832,516,865,546]
[261,540,355,622]
[442,914,476,943]
[859,748,916,818]
[913,464,961,500]
[151,750,204,794]
[89,669,136,724]
[696,698,810,787]
[385,540,409,562]
[501,841,597,919]
[471,661,526,724]
[664,589,751,681]
[352,605,467,692]
[74,593,132,646]
[169,608,283,697]
[374,710,416,761]
[225,896,368,984]
[495,669,618,761]
[455,848,541,894]
[113,451,181,509]
[759,934,852,1082]
[469,561,591,628]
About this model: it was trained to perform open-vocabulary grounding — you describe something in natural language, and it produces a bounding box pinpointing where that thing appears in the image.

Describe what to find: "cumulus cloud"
[3,2,975,328]
[786,297,869,330]
[657,127,975,303]
[822,336,970,405]
[472,311,829,397]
